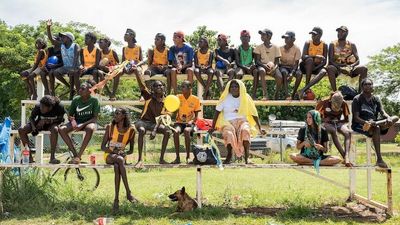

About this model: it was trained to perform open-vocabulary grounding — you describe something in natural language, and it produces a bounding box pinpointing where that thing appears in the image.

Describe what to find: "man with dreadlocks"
[290,110,341,171]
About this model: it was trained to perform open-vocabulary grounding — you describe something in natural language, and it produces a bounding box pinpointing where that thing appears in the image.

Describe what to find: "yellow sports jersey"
[308,41,324,57]
[124,45,141,61]
[83,47,97,68]
[101,50,118,66]
[197,50,211,66]
[103,124,135,161]
[176,94,201,123]
[152,47,168,66]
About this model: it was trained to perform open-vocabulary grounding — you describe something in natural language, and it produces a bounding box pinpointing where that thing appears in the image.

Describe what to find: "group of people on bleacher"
[22,20,369,101]
[17,22,399,211]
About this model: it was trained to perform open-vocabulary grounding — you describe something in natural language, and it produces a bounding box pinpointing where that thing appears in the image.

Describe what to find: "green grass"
[1,143,400,224]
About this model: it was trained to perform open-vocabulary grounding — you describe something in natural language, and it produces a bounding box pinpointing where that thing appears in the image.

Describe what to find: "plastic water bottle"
[93,217,114,225]
[22,145,30,164]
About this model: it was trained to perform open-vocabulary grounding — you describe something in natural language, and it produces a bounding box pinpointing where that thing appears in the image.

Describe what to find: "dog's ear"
[180,186,185,194]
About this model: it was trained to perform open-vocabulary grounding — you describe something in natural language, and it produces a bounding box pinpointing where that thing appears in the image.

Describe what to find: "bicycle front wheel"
[64,168,100,191]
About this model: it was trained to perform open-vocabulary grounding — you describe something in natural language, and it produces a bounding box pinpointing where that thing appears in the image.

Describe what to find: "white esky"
[1,0,399,63]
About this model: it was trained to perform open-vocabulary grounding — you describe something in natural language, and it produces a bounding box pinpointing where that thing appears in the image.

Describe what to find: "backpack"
[339,85,358,100]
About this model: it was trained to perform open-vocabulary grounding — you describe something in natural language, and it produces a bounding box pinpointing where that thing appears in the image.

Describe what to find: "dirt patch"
[238,202,387,222]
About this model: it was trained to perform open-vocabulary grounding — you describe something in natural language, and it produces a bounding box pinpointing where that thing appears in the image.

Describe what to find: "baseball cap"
[258,28,273,36]
[174,31,186,42]
[59,32,75,41]
[125,28,136,37]
[281,31,295,38]
[240,30,250,37]
[309,27,323,35]
[217,33,229,46]
[336,26,348,32]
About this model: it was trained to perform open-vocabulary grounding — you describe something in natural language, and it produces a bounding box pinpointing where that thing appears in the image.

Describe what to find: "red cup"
[90,155,96,165]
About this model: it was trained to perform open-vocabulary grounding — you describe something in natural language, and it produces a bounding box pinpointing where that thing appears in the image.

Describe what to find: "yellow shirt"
[152,47,168,66]
[103,124,135,161]
[308,41,324,57]
[197,50,211,66]
[176,94,201,123]
[101,50,118,66]
[124,45,141,61]
[83,47,97,68]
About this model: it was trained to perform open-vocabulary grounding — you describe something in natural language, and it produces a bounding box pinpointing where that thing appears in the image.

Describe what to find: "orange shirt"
[308,41,324,57]
[124,45,141,61]
[83,47,97,68]
[36,49,48,68]
[176,94,201,123]
[197,49,211,66]
[152,47,168,66]
[333,40,353,64]
[101,50,118,66]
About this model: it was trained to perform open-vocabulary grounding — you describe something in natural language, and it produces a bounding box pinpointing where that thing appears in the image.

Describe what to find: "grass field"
[1,143,399,225]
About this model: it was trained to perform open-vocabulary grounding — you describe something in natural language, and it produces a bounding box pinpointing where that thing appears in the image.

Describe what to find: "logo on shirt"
[76,104,92,112]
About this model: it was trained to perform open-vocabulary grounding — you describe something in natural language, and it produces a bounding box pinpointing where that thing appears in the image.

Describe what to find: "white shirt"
[216,94,246,121]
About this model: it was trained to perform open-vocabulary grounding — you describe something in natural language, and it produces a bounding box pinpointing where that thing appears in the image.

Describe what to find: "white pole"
[366,138,372,200]
[196,166,202,208]
[349,135,357,199]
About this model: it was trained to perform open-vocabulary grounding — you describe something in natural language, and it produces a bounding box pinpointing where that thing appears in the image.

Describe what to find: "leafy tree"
[367,43,400,116]
[185,26,218,50]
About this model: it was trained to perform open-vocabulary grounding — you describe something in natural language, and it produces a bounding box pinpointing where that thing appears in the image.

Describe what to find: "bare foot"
[134,161,144,169]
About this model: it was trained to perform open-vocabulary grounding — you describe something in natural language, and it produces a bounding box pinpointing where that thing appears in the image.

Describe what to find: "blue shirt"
[168,44,194,67]
[61,43,78,68]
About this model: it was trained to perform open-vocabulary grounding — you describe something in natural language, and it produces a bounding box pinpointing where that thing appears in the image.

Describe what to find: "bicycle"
[50,150,100,191]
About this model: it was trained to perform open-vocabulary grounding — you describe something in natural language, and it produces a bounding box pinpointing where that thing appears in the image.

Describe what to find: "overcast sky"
[1,0,399,63]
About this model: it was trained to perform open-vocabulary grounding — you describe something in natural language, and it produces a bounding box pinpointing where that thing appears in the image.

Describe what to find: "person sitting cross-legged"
[290,110,342,167]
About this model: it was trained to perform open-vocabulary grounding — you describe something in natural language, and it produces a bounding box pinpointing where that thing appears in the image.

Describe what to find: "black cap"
[258,28,273,36]
[125,28,136,37]
[336,26,348,32]
[309,27,323,35]
[281,31,295,38]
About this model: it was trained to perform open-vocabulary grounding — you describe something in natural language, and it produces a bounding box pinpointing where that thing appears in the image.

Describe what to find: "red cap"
[174,31,186,42]
[240,30,250,37]
[218,33,228,42]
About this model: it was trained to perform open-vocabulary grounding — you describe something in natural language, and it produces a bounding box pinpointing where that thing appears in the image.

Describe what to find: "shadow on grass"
[1,200,389,224]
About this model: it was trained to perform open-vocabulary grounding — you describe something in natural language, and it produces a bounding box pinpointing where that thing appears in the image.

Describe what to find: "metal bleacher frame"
[1,74,394,214]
